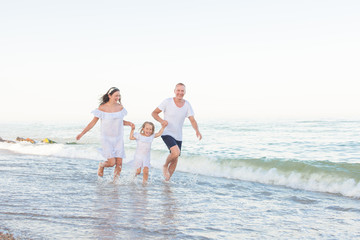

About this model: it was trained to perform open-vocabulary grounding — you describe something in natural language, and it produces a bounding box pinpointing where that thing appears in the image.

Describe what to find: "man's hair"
[175,83,186,88]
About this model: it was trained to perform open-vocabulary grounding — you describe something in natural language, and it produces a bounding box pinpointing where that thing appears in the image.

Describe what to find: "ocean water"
[1,119,360,239]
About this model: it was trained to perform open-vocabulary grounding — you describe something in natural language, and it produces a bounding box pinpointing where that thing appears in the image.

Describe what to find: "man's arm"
[189,116,202,140]
[152,108,168,127]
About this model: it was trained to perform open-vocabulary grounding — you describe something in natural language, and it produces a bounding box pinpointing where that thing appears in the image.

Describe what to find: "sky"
[1,0,359,123]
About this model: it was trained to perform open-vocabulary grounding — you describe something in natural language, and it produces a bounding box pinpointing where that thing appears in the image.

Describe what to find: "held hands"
[127,121,135,129]
[161,120,168,128]
[129,123,136,140]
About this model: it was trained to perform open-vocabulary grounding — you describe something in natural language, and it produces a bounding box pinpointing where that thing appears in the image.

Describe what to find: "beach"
[2,0,360,238]
[1,120,360,239]
[0,232,15,240]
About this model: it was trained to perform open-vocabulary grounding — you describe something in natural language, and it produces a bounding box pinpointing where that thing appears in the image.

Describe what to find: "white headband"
[108,88,118,94]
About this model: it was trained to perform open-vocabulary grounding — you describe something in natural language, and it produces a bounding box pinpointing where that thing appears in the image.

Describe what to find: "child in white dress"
[130,122,165,184]
[76,87,134,181]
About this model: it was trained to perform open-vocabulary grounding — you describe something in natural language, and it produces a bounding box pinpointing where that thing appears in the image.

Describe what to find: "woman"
[76,87,134,181]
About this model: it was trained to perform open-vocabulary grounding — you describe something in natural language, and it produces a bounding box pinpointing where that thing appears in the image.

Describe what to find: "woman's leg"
[98,158,116,177]
[113,158,123,180]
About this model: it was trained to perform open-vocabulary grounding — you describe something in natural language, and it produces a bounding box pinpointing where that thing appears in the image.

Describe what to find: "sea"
[1,119,360,239]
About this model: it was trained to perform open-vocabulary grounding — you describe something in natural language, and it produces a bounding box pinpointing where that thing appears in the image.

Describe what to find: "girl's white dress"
[92,108,127,159]
[132,132,155,169]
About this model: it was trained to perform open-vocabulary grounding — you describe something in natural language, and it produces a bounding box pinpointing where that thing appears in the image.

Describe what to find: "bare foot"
[163,165,170,181]
[113,175,119,184]
[97,163,104,177]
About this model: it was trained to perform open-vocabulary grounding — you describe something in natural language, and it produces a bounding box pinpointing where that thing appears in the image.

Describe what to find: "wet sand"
[0,232,16,240]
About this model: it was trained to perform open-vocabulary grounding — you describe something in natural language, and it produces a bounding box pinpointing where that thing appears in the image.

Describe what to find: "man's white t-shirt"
[158,98,194,141]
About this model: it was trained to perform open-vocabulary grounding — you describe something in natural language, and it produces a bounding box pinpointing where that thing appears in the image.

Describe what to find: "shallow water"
[1,153,360,239]
[1,120,360,239]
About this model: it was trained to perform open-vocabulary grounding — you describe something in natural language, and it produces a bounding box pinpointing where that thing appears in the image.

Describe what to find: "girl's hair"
[99,87,121,105]
[140,121,155,135]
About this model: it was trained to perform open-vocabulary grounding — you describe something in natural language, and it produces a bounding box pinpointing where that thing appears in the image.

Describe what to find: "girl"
[129,121,165,184]
[76,87,134,181]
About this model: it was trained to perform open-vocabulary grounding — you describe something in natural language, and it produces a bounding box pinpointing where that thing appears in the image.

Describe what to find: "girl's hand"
[161,120,168,128]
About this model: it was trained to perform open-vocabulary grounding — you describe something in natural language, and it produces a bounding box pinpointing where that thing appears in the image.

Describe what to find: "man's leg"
[163,145,180,181]
[168,158,178,178]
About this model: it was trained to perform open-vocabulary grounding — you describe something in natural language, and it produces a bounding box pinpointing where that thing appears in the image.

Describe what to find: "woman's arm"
[76,117,99,140]
[123,120,135,129]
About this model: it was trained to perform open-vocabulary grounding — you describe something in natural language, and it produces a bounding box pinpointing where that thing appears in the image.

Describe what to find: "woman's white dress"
[92,108,127,159]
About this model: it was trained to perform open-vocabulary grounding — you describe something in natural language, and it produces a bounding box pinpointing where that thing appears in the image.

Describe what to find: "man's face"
[174,85,186,99]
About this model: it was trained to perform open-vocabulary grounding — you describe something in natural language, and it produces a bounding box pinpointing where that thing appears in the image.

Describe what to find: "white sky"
[1,0,359,123]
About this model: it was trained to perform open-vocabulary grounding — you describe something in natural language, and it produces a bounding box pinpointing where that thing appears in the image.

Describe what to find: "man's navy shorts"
[161,135,182,152]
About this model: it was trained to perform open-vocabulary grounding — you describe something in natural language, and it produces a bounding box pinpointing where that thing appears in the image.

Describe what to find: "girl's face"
[143,123,153,136]
[109,91,120,103]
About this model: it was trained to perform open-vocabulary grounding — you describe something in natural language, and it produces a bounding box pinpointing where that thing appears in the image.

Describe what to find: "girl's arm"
[129,124,136,140]
[154,125,165,138]
[76,117,99,140]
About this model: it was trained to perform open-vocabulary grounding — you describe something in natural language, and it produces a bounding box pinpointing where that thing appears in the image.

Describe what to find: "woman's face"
[109,91,120,103]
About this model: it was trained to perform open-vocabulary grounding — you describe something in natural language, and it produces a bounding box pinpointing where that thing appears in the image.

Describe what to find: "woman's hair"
[99,87,121,105]
[140,121,155,135]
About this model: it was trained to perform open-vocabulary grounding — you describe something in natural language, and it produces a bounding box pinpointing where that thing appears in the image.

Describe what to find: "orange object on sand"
[16,137,36,144]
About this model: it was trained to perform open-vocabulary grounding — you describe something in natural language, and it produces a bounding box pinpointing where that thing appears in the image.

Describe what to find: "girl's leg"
[135,168,141,176]
[98,163,104,177]
[98,158,116,177]
[143,167,149,184]
[113,158,122,181]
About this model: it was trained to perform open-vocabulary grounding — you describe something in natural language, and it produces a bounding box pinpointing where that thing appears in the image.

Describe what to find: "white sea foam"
[0,142,103,161]
[1,141,360,198]
[175,154,360,198]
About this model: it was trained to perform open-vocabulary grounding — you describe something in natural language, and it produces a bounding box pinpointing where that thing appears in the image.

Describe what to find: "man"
[152,83,202,181]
